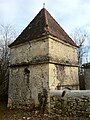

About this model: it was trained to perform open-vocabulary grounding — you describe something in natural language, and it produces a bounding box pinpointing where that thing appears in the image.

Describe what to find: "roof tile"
[9,8,76,47]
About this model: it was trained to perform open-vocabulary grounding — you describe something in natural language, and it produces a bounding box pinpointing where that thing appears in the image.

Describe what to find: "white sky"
[0,0,90,62]
[0,0,90,35]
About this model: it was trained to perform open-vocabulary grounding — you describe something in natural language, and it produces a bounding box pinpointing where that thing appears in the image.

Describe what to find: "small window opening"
[24,68,30,85]
[24,68,30,74]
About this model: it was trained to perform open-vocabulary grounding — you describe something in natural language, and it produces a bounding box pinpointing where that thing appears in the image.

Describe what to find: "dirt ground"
[0,109,51,120]
[0,100,55,120]
[0,101,50,120]
[0,109,89,120]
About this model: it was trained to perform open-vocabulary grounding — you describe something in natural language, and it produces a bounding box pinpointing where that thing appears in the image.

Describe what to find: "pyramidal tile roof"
[9,8,76,47]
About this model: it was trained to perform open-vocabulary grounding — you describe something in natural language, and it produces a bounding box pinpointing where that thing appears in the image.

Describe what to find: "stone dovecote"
[8,8,79,108]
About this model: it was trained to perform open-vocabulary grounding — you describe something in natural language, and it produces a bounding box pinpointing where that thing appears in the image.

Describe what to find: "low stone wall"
[50,90,90,119]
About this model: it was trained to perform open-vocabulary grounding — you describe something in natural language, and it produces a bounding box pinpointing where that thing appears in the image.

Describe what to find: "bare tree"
[0,24,16,100]
[71,28,90,74]
[71,28,90,90]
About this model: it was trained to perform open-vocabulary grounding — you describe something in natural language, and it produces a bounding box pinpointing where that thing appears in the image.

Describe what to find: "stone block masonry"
[8,8,79,110]
[8,35,79,109]
[50,90,90,119]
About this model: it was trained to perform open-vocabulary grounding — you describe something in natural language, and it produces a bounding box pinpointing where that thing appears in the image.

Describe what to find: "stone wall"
[8,64,49,108]
[84,68,90,90]
[10,36,49,65]
[50,90,90,119]
[48,36,79,90]
[49,64,79,90]
[10,35,78,66]
[8,35,79,109]
[49,36,78,66]
[10,36,79,91]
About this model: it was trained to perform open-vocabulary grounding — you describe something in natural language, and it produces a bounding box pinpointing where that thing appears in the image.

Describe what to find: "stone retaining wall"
[50,90,90,119]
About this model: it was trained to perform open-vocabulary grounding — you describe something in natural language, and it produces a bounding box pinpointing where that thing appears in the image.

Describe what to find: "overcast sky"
[0,0,90,62]
[0,0,90,36]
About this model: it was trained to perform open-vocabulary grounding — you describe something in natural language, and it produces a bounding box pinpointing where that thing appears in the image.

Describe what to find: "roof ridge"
[44,8,48,26]
[43,8,49,34]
